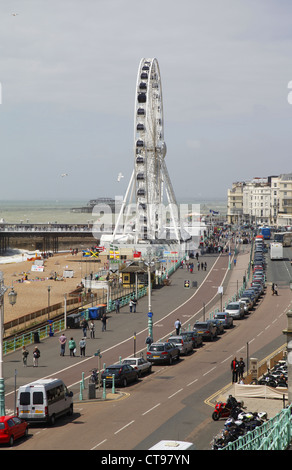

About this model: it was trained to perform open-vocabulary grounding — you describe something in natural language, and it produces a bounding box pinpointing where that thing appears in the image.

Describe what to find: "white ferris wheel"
[112,58,182,244]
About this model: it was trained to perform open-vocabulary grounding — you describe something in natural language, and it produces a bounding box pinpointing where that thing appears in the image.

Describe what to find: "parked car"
[239,297,253,311]
[237,299,249,314]
[225,302,245,319]
[147,342,180,365]
[245,288,260,301]
[193,321,217,341]
[101,364,138,387]
[213,312,233,329]
[181,330,203,348]
[211,319,225,335]
[242,290,257,305]
[122,357,152,377]
[168,335,193,355]
[0,416,28,446]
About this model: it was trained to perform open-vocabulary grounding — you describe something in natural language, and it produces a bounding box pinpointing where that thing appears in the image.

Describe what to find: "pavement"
[4,242,290,423]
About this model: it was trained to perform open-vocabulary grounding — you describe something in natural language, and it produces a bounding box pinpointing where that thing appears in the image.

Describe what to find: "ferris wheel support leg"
[111,170,135,243]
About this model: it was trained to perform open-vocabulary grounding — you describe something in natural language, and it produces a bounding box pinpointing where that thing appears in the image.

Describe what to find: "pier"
[0,223,105,254]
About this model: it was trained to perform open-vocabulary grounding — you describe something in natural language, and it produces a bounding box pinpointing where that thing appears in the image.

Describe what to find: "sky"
[0,0,291,202]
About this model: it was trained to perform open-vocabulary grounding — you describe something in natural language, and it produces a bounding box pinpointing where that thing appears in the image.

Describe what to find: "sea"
[0,198,227,225]
[0,198,227,264]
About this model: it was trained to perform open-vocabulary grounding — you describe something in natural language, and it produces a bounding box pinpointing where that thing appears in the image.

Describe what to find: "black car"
[146,342,180,364]
[194,321,217,341]
[101,364,138,387]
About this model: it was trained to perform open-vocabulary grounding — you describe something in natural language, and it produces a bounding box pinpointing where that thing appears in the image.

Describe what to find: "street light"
[0,272,17,416]
[145,249,155,342]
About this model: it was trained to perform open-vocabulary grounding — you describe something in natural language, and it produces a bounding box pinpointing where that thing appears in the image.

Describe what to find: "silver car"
[225,301,245,319]
[168,335,193,355]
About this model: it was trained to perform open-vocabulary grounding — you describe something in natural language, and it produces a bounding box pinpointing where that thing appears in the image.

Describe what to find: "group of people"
[22,345,40,367]
[230,356,245,383]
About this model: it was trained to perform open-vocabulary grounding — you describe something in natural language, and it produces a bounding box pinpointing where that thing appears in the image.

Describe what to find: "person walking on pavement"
[115,298,120,313]
[231,357,239,383]
[132,297,137,313]
[174,318,181,335]
[129,299,133,313]
[69,337,76,357]
[89,320,95,338]
[238,357,245,382]
[59,333,67,356]
[33,346,40,367]
[22,346,29,367]
[81,318,88,337]
[79,337,86,356]
[101,312,107,332]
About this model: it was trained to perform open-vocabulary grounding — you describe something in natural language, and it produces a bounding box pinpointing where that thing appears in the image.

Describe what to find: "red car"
[0,415,28,446]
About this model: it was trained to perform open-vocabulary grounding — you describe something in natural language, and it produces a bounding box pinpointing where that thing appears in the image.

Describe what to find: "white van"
[148,440,195,450]
[17,378,73,425]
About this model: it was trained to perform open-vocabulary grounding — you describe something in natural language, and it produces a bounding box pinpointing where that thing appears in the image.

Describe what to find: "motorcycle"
[211,398,244,421]
[89,368,99,385]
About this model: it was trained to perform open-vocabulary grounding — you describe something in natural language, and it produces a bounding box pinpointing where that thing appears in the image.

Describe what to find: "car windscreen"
[195,323,207,329]
[226,305,238,310]
[123,360,135,365]
[150,345,164,351]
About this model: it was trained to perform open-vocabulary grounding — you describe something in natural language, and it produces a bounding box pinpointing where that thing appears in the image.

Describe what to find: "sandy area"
[0,253,107,324]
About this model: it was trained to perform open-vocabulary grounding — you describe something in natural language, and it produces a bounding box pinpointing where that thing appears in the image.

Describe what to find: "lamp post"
[0,272,17,416]
[145,249,155,342]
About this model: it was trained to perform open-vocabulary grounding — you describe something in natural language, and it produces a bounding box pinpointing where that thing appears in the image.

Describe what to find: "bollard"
[102,379,106,400]
[79,381,83,401]
[81,372,85,390]
[112,374,115,394]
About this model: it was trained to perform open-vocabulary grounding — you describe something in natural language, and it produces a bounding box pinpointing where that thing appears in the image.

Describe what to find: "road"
[3,244,292,451]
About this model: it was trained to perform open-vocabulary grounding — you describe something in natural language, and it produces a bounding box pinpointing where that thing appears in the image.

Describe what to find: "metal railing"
[221,405,292,450]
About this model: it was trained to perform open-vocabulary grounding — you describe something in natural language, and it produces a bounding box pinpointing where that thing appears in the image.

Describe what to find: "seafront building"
[227,173,292,227]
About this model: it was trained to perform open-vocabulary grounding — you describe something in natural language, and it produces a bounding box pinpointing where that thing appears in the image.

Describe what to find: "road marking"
[142,403,161,415]
[168,388,183,399]
[203,366,216,376]
[114,420,135,434]
[91,439,107,450]
[187,378,198,386]
[221,355,232,364]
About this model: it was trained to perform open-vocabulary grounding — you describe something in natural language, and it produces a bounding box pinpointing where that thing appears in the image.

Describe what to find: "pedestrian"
[81,318,88,337]
[204,262,207,271]
[274,284,278,296]
[89,320,95,339]
[69,337,76,357]
[197,261,200,271]
[59,333,67,356]
[174,318,181,335]
[115,298,120,313]
[129,299,133,313]
[101,312,107,332]
[33,346,40,367]
[79,337,86,356]
[230,357,239,383]
[238,357,245,381]
[22,346,29,367]
[201,262,204,270]
[132,297,137,313]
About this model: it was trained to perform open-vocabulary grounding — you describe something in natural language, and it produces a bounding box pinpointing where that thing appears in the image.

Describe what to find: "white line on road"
[91,439,107,450]
[142,403,161,415]
[168,388,183,399]
[114,420,135,434]
[187,378,198,386]
[203,366,216,376]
